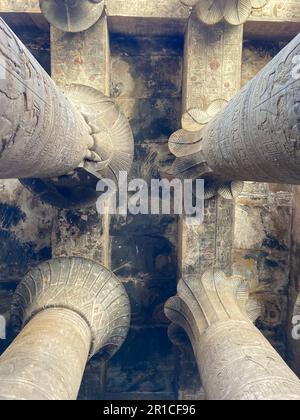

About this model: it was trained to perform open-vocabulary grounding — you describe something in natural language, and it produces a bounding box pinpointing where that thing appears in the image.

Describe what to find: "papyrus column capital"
[181,0,269,26]
[0,257,130,400]
[165,270,260,341]
[12,257,131,359]
[166,270,300,400]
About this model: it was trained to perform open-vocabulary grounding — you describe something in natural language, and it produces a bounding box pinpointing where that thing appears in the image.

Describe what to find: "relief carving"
[165,270,300,400]
[0,257,131,400]
[181,0,269,25]
[0,18,134,208]
[168,34,300,185]
[39,0,105,33]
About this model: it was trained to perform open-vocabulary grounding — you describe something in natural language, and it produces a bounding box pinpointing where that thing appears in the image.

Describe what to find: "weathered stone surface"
[0,17,92,180]
[0,257,130,400]
[169,330,204,400]
[109,34,181,312]
[51,14,110,94]
[0,180,54,284]
[170,35,300,184]
[182,17,242,115]
[249,0,300,22]
[236,44,296,357]
[50,15,111,265]
[182,0,268,26]
[165,270,300,400]
[171,17,243,399]
[0,0,40,13]
[40,0,105,33]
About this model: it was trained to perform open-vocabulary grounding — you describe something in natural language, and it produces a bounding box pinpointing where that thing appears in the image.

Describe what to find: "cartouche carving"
[165,271,300,400]
[0,257,130,400]
[181,0,269,25]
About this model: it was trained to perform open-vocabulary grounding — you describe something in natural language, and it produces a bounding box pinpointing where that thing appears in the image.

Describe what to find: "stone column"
[169,34,300,185]
[0,256,130,400]
[165,270,300,400]
[39,0,105,33]
[0,17,92,180]
[0,17,133,207]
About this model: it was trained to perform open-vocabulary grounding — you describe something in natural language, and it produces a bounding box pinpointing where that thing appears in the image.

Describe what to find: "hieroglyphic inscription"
[201,34,300,184]
[183,16,242,112]
[0,17,92,179]
[51,14,110,94]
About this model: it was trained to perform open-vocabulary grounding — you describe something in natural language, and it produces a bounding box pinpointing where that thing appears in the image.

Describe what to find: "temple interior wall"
[0,20,299,399]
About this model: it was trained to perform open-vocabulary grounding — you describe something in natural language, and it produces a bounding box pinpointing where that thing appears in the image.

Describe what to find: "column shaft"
[165,271,300,400]
[0,308,91,400]
[0,17,92,179]
[197,320,300,400]
[201,34,300,183]
[0,257,130,400]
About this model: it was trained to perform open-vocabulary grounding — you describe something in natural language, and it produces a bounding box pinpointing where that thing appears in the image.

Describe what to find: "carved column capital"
[165,270,300,400]
[0,18,134,209]
[21,84,134,209]
[12,257,130,359]
[167,34,300,185]
[40,0,105,33]
[165,270,260,341]
[0,257,130,400]
[181,0,269,26]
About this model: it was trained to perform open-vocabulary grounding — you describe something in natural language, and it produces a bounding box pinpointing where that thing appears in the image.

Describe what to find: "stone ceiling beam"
[0,0,299,38]
[175,13,243,280]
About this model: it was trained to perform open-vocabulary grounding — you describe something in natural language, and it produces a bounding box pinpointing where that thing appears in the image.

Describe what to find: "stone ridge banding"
[0,257,131,400]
